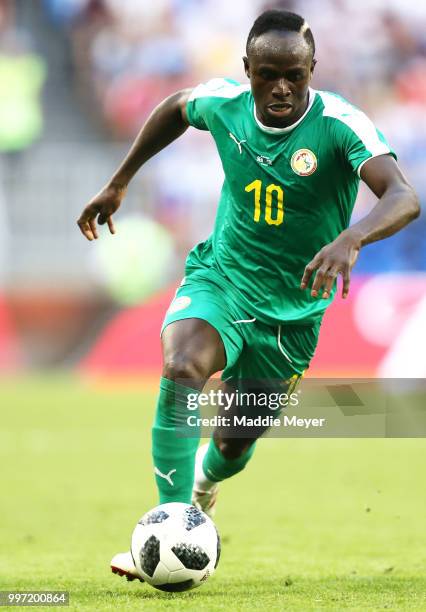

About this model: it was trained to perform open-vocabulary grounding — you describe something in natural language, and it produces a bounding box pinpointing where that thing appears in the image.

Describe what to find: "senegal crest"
[291,149,317,176]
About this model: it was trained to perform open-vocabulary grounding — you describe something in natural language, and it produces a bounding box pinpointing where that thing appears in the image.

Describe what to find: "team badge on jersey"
[290,149,317,176]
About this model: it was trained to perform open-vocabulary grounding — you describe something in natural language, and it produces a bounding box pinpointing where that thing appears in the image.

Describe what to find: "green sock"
[152,377,200,504]
[202,437,256,483]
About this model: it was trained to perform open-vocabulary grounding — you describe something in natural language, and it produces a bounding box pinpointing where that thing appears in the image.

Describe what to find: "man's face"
[244,30,315,128]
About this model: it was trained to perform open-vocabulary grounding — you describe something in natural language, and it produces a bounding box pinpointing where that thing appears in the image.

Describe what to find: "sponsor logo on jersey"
[229,132,246,154]
[291,149,317,176]
[256,155,273,166]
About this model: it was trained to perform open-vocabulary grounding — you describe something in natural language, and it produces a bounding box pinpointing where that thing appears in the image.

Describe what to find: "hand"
[77,183,127,240]
[300,230,362,299]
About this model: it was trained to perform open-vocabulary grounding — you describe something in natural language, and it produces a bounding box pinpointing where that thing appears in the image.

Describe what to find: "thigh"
[162,273,246,373]
[162,318,226,381]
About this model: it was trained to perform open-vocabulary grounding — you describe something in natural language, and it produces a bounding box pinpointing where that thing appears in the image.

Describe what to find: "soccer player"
[77,10,419,581]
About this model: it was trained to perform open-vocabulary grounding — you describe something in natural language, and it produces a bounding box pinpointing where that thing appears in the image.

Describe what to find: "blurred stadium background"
[0,0,425,379]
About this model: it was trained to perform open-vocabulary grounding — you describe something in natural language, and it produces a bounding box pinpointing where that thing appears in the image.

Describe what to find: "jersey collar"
[253,88,316,134]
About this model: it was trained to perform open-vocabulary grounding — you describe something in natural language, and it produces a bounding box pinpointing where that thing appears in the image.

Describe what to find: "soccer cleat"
[111,551,144,583]
[192,443,219,518]
[192,485,219,518]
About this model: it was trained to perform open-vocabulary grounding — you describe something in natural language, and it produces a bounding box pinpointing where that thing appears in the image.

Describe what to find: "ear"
[310,58,317,76]
[243,56,250,78]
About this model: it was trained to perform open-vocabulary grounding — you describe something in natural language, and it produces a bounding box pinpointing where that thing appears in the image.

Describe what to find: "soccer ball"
[131,502,220,591]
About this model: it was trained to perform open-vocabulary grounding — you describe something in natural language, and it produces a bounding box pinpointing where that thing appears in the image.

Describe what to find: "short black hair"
[246,10,315,58]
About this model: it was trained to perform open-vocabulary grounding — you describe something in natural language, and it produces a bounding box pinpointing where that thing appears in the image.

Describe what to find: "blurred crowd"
[43,0,426,134]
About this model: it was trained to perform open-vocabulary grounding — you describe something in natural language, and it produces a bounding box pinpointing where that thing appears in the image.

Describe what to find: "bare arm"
[77,88,192,240]
[345,155,420,245]
[300,154,420,299]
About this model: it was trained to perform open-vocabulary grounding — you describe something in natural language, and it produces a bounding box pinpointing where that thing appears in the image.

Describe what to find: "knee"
[215,438,253,460]
[162,353,208,383]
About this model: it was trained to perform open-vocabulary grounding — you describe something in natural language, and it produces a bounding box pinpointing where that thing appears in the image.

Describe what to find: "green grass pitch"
[1,376,425,610]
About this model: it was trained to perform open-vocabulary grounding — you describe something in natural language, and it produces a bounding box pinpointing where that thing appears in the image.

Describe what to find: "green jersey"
[185,78,395,325]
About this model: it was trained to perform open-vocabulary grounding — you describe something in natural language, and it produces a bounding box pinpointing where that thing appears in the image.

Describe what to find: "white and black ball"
[131,502,221,591]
